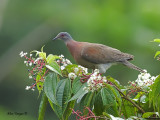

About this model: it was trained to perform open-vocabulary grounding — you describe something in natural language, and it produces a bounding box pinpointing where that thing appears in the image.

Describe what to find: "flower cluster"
[57,55,72,70]
[20,51,48,91]
[127,70,157,95]
[83,69,107,92]
[135,70,157,87]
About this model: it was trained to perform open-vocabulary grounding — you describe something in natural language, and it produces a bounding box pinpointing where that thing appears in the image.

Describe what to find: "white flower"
[29,76,32,79]
[29,62,32,66]
[135,70,157,88]
[78,65,88,74]
[34,57,41,64]
[31,88,35,91]
[60,66,65,70]
[24,61,27,64]
[59,54,64,58]
[20,51,25,57]
[66,59,72,64]
[30,54,32,57]
[74,67,79,74]
[68,72,77,80]
[25,86,30,90]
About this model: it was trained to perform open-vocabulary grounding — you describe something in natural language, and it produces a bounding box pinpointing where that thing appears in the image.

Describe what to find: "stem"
[113,84,145,114]
[38,93,48,120]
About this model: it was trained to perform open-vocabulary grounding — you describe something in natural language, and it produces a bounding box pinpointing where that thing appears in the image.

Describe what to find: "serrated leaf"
[94,91,104,116]
[38,93,48,120]
[44,73,58,105]
[53,79,72,119]
[79,92,94,114]
[101,88,119,117]
[67,83,87,102]
[154,51,160,58]
[104,83,122,109]
[72,77,82,94]
[64,100,75,120]
[149,75,160,113]
[46,61,62,76]
[47,54,60,64]
[121,99,136,118]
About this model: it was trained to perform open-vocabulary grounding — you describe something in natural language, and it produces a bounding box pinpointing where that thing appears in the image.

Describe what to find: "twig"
[113,84,145,114]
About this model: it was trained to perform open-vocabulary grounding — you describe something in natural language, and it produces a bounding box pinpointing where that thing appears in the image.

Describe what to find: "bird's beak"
[52,37,58,40]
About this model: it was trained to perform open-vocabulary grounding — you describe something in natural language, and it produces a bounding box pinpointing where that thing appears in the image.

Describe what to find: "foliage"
[20,45,160,120]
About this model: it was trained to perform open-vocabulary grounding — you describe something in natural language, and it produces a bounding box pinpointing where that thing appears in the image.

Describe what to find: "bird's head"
[53,32,73,42]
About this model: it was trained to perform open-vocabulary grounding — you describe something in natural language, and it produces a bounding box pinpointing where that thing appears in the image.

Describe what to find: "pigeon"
[53,32,144,73]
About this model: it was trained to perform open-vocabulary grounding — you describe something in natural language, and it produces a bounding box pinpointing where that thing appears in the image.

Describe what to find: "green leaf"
[149,75,160,113]
[41,45,45,52]
[38,93,48,120]
[64,100,75,120]
[152,39,160,43]
[64,64,78,73]
[67,82,87,102]
[39,52,46,60]
[106,76,121,89]
[53,79,72,119]
[72,77,82,94]
[94,91,104,116]
[101,88,119,117]
[154,51,160,58]
[44,73,58,105]
[142,112,159,118]
[104,83,122,109]
[103,112,112,119]
[46,61,62,76]
[121,99,136,118]
[47,54,60,64]
[79,92,94,113]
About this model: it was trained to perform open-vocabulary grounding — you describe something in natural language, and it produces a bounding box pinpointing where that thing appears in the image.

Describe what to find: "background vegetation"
[0,0,160,119]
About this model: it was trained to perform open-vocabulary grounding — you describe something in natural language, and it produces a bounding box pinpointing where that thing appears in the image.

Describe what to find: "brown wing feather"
[81,43,134,64]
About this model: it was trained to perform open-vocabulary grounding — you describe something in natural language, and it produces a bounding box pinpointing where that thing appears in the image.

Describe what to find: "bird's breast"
[66,41,95,69]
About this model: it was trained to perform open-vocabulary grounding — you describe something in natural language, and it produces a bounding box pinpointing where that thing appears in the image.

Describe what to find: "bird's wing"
[81,43,134,64]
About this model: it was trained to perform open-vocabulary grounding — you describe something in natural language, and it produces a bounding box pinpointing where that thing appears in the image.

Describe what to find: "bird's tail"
[122,60,145,73]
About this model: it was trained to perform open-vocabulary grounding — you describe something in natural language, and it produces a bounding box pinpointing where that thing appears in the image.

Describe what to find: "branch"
[113,84,145,114]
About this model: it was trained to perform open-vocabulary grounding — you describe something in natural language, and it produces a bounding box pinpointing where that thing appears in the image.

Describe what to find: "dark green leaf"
[67,83,87,102]
[94,91,104,116]
[101,88,119,117]
[64,100,76,120]
[44,73,58,105]
[53,79,72,119]
[79,92,94,113]
[121,99,136,118]
[38,93,48,120]
[72,77,82,94]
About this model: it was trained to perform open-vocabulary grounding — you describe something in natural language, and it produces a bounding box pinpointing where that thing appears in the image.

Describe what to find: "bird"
[53,32,144,73]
